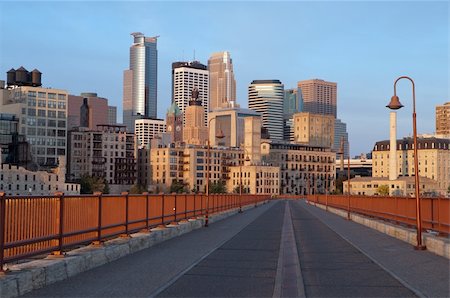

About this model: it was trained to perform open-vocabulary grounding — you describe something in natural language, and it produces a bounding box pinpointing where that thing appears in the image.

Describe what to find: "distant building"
[208,51,236,110]
[134,118,166,149]
[172,61,209,126]
[227,165,280,195]
[0,70,68,168]
[183,88,208,146]
[261,141,336,195]
[344,176,439,196]
[283,88,301,141]
[208,107,261,148]
[372,137,450,194]
[0,113,31,165]
[293,112,335,148]
[68,93,110,130]
[67,125,136,193]
[0,157,80,196]
[333,118,349,159]
[166,102,183,143]
[107,106,117,125]
[123,33,158,132]
[298,79,337,117]
[248,80,284,140]
[436,102,449,136]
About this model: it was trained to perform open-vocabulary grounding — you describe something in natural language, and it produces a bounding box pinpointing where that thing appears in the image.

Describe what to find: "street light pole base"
[414,245,426,251]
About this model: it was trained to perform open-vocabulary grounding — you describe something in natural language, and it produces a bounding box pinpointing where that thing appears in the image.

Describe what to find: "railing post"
[161,193,165,226]
[193,194,196,217]
[121,192,130,237]
[93,192,103,246]
[0,192,6,273]
[142,192,150,233]
[184,194,187,220]
[53,192,65,256]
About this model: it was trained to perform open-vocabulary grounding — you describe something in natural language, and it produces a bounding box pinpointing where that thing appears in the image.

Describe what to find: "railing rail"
[0,192,269,271]
[295,194,449,236]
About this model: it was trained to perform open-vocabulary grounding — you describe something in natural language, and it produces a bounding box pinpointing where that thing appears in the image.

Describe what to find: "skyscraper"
[283,88,301,141]
[333,118,349,159]
[208,51,236,111]
[172,61,209,126]
[297,79,337,117]
[123,32,158,132]
[248,80,284,140]
[183,88,208,145]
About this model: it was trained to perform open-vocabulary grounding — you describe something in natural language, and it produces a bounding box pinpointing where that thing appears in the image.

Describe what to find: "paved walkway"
[23,200,449,297]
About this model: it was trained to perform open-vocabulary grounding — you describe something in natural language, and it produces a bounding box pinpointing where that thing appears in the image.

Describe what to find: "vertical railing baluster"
[122,192,129,236]
[55,192,64,256]
[184,194,187,220]
[93,192,102,246]
[161,194,165,225]
[174,194,177,222]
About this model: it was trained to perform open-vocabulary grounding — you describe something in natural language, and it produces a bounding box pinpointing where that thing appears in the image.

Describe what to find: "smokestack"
[389,112,397,180]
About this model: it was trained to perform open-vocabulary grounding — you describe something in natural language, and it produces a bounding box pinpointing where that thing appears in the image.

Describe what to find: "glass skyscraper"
[123,32,158,132]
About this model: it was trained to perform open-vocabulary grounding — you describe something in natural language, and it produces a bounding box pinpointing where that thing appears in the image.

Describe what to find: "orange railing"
[0,192,269,270]
[302,194,450,236]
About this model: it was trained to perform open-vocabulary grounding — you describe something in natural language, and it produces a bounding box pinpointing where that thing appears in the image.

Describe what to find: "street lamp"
[238,146,251,213]
[386,76,426,250]
[205,117,224,227]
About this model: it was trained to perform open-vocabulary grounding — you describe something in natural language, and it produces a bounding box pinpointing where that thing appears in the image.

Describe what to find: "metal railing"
[304,194,449,235]
[0,192,269,270]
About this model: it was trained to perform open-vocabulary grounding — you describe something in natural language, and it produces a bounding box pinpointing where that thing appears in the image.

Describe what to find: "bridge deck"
[24,200,449,297]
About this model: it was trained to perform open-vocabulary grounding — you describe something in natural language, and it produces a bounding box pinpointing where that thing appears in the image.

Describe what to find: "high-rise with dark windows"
[123,32,158,132]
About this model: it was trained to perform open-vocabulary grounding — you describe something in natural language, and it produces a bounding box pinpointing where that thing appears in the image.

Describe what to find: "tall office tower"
[333,118,349,159]
[134,118,166,149]
[172,61,209,126]
[297,79,337,117]
[166,102,183,143]
[183,88,208,145]
[283,88,301,141]
[436,102,450,136]
[123,32,158,132]
[248,80,284,140]
[208,51,236,111]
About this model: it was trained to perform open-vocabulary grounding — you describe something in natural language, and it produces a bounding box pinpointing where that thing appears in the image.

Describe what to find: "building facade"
[293,112,335,148]
[372,137,450,194]
[166,102,183,143]
[183,89,208,146]
[123,33,158,132]
[208,51,236,111]
[68,93,110,130]
[172,61,209,126]
[0,158,79,196]
[283,88,301,142]
[333,118,349,159]
[436,102,449,136]
[298,79,337,117]
[248,80,284,141]
[107,106,117,125]
[67,125,136,192]
[134,118,166,149]
[261,141,336,195]
[1,84,68,168]
[227,165,280,195]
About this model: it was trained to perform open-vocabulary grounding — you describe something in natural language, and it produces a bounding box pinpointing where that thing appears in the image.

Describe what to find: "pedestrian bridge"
[0,194,448,297]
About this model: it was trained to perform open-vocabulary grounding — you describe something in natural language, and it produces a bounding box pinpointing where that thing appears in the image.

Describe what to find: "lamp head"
[386,95,404,110]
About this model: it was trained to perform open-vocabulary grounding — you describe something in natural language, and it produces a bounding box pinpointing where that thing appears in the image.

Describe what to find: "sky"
[0,1,448,156]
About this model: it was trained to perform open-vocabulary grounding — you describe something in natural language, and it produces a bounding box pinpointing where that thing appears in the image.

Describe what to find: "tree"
[129,183,146,194]
[169,180,186,194]
[79,174,106,194]
[209,180,227,194]
[377,184,390,196]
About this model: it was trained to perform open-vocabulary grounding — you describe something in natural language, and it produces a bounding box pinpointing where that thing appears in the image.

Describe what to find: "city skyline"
[0,1,448,155]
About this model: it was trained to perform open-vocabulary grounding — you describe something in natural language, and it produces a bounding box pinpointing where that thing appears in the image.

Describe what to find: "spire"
[167,102,182,116]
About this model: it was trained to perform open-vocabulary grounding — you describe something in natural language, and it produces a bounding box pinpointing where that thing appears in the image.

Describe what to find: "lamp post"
[386,76,426,250]
[205,117,224,227]
[238,146,250,213]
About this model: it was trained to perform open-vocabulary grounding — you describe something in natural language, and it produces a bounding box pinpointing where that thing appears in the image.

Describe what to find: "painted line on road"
[273,200,306,298]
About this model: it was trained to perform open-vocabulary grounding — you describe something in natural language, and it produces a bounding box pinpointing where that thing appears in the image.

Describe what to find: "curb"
[308,201,450,259]
[0,202,265,298]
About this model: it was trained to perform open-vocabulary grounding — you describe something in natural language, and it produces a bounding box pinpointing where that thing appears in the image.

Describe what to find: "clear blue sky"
[0,1,448,155]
